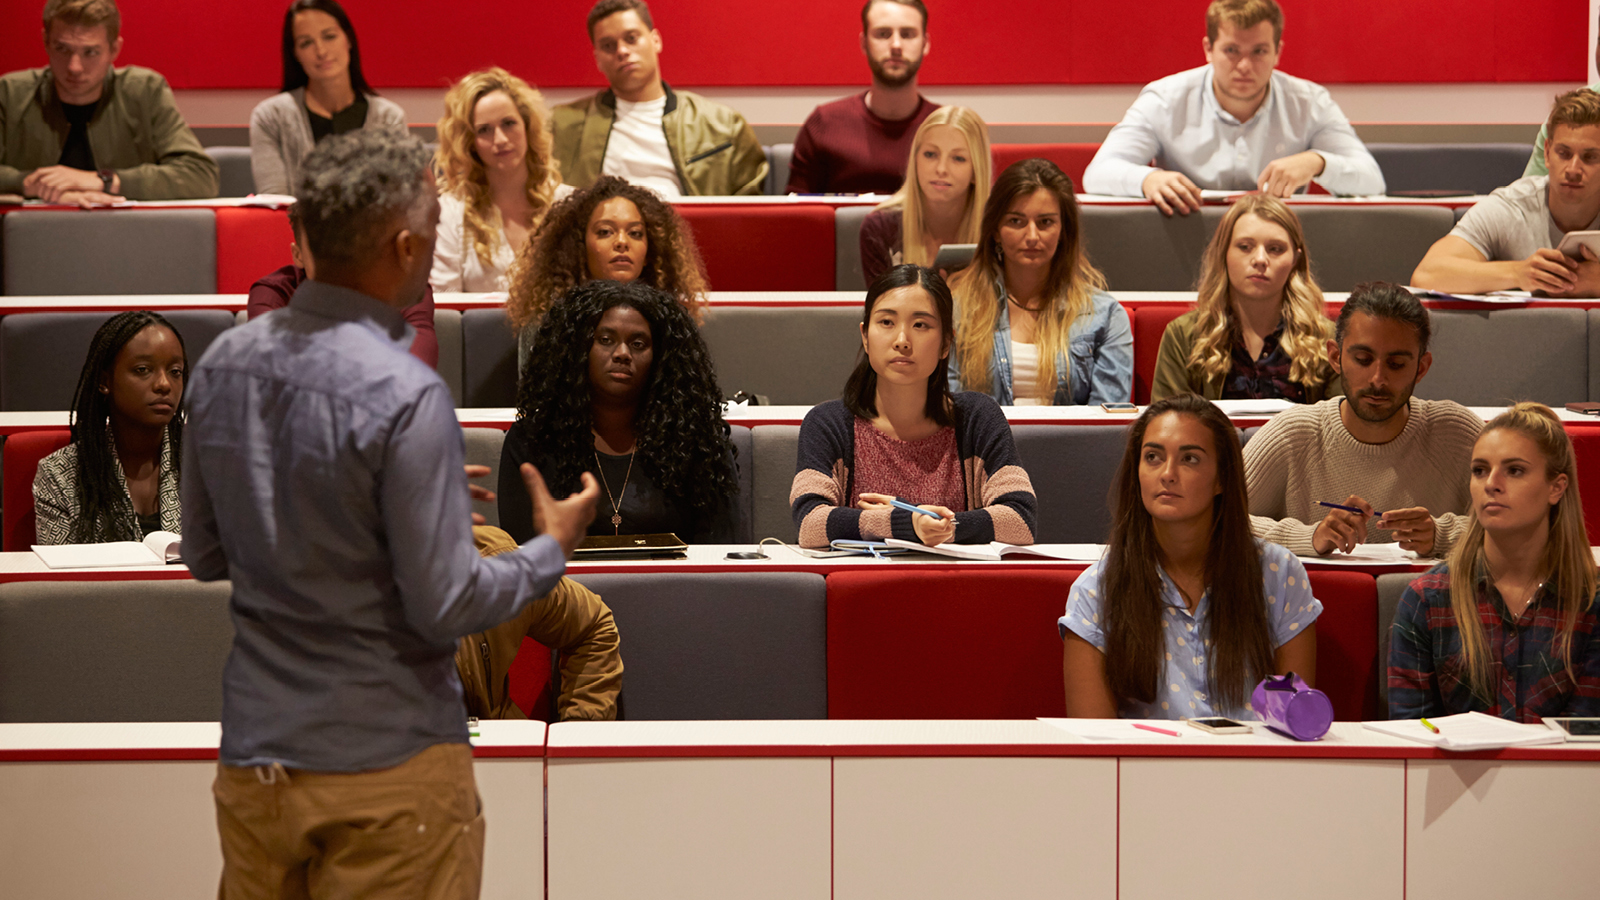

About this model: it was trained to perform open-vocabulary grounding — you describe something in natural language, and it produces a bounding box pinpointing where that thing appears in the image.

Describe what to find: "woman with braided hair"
[498,279,737,544]
[34,310,187,544]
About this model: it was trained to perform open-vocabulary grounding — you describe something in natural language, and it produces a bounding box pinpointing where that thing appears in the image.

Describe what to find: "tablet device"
[932,243,977,272]
[1555,230,1600,259]
[1542,717,1600,741]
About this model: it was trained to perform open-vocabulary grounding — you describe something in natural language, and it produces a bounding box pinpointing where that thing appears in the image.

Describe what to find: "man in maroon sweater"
[784,0,938,195]
[248,205,439,368]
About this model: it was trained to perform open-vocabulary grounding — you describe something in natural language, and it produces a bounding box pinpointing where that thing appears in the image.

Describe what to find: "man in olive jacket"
[553,0,767,197]
[1,0,218,205]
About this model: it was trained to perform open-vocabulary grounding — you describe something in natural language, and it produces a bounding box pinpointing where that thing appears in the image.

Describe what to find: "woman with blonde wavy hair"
[859,106,992,284]
[1389,402,1600,722]
[947,158,1131,406]
[1150,194,1338,402]
[430,67,571,292]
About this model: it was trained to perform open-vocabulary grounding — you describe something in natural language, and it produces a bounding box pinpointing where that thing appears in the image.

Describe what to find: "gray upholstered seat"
[460,308,519,408]
[702,305,862,405]
[0,310,237,411]
[1367,143,1532,196]
[464,427,507,528]
[205,145,256,198]
[567,571,827,719]
[1417,307,1589,407]
[729,424,754,542]
[0,579,234,722]
[751,424,801,543]
[3,209,217,295]
[1080,205,1225,292]
[1011,424,1130,543]
[835,205,872,291]
[764,142,794,196]
[433,308,464,406]
[1294,205,1456,290]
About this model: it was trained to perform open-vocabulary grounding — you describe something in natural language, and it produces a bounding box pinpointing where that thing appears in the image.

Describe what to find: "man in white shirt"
[1081,0,1384,215]
[1412,88,1600,298]
[551,0,768,197]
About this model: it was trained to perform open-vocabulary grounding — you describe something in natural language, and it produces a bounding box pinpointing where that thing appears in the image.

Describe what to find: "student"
[249,0,406,195]
[1389,403,1600,722]
[552,0,767,196]
[1061,393,1321,719]
[183,130,600,895]
[1080,0,1382,214]
[500,279,737,544]
[859,106,991,284]
[1412,88,1600,298]
[786,0,939,194]
[1,0,218,204]
[506,174,708,337]
[947,158,1132,406]
[34,310,185,544]
[248,203,439,368]
[1150,193,1338,402]
[791,264,1036,549]
[431,67,574,292]
[1243,282,1482,557]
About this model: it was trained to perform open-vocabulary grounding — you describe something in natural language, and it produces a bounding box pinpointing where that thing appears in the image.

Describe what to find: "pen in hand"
[889,497,950,520]
[1318,500,1384,517]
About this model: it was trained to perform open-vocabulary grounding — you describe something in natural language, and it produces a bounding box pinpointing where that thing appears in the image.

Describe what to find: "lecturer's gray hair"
[294,129,433,268]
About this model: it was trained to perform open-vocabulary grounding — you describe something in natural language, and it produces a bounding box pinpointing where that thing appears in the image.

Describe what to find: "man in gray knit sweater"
[1243,283,1483,557]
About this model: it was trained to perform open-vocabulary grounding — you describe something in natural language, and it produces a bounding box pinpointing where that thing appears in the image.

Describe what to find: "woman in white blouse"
[431,67,572,292]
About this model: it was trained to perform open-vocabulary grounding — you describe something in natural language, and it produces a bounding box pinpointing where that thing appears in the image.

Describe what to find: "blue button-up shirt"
[948,282,1132,406]
[1081,65,1385,198]
[182,279,566,772]
[1059,541,1322,720]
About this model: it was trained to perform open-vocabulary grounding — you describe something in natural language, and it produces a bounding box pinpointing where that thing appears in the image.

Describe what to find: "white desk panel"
[546,756,831,900]
[1119,757,1405,900]
[833,756,1116,900]
[1406,759,1600,900]
[475,758,544,900]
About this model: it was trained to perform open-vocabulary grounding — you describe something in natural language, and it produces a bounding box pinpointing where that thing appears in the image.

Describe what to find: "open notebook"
[881,540,1105,562]
[32,531,182,569]
[1362,712,1564,752]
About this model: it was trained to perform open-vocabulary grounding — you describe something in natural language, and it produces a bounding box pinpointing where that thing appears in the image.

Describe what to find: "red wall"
[0,0,1585,89]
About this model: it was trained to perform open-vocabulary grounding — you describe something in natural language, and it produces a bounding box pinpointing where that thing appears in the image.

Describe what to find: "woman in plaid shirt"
[1389,403,1600,721]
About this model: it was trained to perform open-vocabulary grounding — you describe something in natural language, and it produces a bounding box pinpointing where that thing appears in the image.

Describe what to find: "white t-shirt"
[429,185,574,292]
[602,96,683,198]
[1009,340,1045,406]
[1449,175,1600,263]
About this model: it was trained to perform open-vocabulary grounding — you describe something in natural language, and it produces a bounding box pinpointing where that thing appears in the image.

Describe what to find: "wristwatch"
[97,169,114,193]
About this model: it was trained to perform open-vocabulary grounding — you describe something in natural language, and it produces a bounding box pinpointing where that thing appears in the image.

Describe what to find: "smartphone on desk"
[1566,402,1600,416]
[1542,717,1600,741]
[1187,717,1252,734]
[1100,402,1138,413]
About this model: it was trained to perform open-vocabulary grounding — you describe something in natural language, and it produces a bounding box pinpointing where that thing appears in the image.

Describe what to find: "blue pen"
[1318,500,1384,517]
[889,498,946,520]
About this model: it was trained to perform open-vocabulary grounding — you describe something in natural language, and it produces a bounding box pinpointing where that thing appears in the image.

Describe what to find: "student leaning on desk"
[1061,394,1321,722]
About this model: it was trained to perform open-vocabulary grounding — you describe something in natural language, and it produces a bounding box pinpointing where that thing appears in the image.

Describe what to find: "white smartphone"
[1555,230,1600,259]
[1100,402,1138,413]
[1541,717,1600,741]
[1187,716,1252,734]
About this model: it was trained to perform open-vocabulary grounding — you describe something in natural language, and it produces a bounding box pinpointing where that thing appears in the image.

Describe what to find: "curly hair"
[68,311,187,540]
[506,175,708,332]
[515,280,735,525]
[434,67,562,273]
[1188,194,1331,388]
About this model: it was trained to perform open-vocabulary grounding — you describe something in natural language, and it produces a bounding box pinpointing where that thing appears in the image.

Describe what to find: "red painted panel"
[2,429,72,552]
[675,204,836,291]
[214,207,293,294]
[0,0,1584,90]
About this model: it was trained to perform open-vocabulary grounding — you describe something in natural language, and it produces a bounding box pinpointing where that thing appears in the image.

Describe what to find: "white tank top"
[1010,340,1045,406]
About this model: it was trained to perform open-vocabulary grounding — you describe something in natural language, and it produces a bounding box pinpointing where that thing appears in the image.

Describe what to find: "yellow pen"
[1420,717,1440,734]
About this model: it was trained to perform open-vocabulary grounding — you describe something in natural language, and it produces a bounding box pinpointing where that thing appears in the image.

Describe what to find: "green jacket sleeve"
[112,73,218,200]
[1149,314,1202,401]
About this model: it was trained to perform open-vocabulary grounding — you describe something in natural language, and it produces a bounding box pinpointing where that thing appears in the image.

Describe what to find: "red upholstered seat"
[215,207,294,294]
[1565,424,1600,544]
[673,204,835,291]
[3,429,73,551]
[1305,570,1380,721]
[506,637,553,721]
[825,568,1085,719]
[1131,303,1188,404]
[990,143,1101,189]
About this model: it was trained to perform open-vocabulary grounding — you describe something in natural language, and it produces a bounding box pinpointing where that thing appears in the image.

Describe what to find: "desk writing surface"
[0,720,545,762]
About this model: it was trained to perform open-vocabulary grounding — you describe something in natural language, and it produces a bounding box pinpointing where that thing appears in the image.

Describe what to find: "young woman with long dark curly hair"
[1060,393,1319,720]
[498,279,736,543]
[34,310,187,543]
[505,175,709,340]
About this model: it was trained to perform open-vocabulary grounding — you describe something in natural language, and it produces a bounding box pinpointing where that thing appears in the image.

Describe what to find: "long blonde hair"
[877,106,991,268]
[1447,402,1596,699]
[1188,194,1331,387]
[949,158,1105,403]
[434,67,561,271]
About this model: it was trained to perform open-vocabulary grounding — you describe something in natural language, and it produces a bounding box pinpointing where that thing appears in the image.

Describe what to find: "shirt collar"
[288,279,413,351]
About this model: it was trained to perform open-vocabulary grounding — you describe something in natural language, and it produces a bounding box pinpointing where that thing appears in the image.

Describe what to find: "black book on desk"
[572,533,688,560]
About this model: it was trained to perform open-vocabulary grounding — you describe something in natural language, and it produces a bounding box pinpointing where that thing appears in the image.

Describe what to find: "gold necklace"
[593,448,636,535]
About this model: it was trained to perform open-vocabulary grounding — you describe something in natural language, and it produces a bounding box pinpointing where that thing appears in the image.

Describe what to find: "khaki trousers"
[213,742,484,900]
